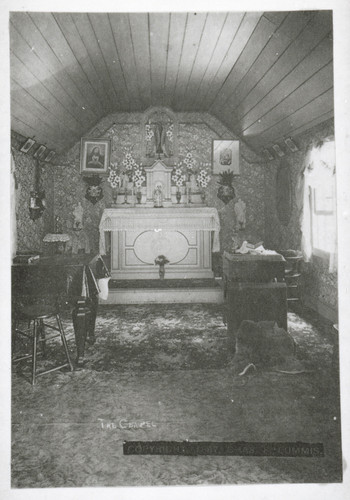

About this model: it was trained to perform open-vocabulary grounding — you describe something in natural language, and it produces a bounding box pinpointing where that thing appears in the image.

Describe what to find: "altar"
[99,207,220,279]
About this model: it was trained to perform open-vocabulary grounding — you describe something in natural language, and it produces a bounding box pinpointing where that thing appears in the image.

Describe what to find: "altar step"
[103,278,224,304]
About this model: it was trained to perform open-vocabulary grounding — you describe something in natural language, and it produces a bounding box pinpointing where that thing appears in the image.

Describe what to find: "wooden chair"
[12,301,74,385]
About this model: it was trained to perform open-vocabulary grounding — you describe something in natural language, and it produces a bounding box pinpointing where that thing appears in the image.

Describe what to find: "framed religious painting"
[80,138,111,175]
[212,140,240,175]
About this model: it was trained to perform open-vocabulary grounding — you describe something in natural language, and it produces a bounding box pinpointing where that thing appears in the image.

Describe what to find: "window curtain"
[295,137,337,272]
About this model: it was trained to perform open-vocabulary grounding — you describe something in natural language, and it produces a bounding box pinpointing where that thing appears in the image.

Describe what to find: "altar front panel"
[100,207,220,280]
[111,229,213,279]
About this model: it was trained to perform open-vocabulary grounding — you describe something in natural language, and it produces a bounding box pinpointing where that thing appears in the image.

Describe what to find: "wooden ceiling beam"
[213,11,314,122]
[197,12,262,110]
[229,11,332,131]
[171,12,207,110]
[128,13,152,108]
[88,13,131,111]
[108,13,143,110]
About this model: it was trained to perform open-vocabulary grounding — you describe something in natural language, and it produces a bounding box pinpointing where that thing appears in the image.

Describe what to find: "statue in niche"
[67,202,91,254]
[145,111,173,159]
[234,199,246,230]
[153,182,164,208]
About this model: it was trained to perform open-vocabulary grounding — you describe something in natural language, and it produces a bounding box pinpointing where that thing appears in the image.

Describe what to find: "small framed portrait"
[33,145,47,158]
[272,144,285,157]
[44,150,56,163]
[20,138,36,153]
[284,137,299,153]
[80,138,111,175]
[212,140,240,175]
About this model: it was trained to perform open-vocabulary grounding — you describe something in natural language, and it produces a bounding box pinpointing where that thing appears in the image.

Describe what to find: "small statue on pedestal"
[234,199,246,230]
[153,183,163,208]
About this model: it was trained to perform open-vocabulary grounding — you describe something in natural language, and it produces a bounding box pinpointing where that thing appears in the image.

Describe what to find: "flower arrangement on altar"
[196,167,211,188]
[107,162,121,189]
[132,168,146,189]
[172,150,211,193]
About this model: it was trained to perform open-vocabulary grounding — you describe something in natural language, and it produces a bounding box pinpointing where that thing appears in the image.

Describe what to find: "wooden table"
[12,254,105,365]
[222,252,288,349]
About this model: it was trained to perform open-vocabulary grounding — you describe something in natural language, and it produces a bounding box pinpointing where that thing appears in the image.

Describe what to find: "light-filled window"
[298,137,337,271]
[309,178,337,256]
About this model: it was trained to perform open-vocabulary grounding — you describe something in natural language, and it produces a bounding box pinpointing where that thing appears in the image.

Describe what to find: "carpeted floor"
[11,304,342,488]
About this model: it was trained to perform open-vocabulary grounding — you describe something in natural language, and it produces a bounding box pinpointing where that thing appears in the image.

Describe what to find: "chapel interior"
[9,10,343,488]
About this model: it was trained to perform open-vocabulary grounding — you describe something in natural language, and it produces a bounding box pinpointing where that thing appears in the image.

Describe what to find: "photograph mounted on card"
[212,140,239,175]
[33,145,47,159]
[20,138,36,154]
[44,151,56,163]
[80,138,111,175]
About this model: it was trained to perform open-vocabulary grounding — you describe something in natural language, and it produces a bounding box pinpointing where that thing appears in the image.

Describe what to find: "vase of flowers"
[107,163,121,206]
[155,255,169,279]
[196,168,211,205]
[112,189,118,204]
[132,165,146,205]
[172,166,186,204]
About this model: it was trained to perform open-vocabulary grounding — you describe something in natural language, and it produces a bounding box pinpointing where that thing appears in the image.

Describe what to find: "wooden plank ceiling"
[10,10,333,155]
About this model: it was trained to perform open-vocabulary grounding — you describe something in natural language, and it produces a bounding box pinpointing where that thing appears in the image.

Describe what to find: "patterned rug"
[11,304,342,488]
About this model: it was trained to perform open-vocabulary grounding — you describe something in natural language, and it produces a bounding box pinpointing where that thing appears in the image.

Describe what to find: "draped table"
[99,207,220,279]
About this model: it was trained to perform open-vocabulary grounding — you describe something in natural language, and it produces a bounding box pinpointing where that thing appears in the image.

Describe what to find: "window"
[299,137,337,271]
[309,180,337,256]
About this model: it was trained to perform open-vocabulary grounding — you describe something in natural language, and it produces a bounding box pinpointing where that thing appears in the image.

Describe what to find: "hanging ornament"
[217,170,236,204]
[84,175,104,205]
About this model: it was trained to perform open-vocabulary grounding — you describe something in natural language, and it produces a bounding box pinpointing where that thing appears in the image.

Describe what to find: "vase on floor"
[136,189,142,204]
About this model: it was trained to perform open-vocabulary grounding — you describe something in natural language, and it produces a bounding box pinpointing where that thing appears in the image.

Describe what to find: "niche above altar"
[144,160,173,207]
[141,106,178,166]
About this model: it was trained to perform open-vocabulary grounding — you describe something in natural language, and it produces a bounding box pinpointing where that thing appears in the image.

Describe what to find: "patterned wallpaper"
[11,131,54,253]
[54,111,266,273]
[263,118,338,316]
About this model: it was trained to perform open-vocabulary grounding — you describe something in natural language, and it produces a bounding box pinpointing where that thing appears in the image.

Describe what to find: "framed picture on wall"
[212,140,240,175]
[44,150,56,163]
[20,138,36,153]
[80,138,111,175]
[33,145,47,158]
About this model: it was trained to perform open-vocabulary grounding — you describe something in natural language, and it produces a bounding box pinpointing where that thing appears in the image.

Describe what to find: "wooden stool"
[13,304,74,385]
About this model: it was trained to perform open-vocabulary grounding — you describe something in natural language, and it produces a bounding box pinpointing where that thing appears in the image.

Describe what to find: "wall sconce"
[29,159,46,221]
[272,144,285,157]
[284,137,299,152]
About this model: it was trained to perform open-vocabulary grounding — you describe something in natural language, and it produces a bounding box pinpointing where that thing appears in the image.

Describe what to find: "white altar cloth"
[99,207,220,255]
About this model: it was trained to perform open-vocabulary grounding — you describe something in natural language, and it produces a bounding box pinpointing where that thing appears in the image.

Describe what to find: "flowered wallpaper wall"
[11,110,338,319]
[263,118,338,318]
[54,110,265,273]
[11,131,54,253]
